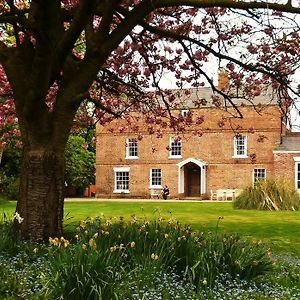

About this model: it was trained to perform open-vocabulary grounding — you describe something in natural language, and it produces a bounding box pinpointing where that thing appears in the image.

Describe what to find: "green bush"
[233,178,300,211]
[1,176,19,200]
[0,214,20,255]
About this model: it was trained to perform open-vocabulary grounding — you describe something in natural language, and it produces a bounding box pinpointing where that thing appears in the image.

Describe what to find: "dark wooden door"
[187,167,200,196]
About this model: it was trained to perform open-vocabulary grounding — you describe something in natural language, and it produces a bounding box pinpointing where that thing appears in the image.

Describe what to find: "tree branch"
[96,0,121,40]
[156,0,300,14]
[56,0,99,69]
[140,21,276,78]
[99,1,155,56]
[179,40,243,118]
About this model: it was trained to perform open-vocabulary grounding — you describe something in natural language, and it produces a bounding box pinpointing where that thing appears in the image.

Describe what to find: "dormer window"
[181,109,189,117]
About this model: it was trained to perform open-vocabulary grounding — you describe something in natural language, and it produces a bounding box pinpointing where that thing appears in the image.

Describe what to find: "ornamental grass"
[233,178,300,211]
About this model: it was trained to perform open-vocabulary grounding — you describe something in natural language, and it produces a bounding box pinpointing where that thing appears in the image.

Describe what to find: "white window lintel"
[114,167,130,172]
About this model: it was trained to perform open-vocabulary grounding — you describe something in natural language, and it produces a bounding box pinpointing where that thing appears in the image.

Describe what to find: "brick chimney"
[217,68,229,90]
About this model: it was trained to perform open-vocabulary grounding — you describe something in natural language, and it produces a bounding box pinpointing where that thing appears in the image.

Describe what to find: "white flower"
[14,212,24,224]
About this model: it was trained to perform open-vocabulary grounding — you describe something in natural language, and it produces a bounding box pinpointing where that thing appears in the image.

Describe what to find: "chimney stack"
[217,68,229,90]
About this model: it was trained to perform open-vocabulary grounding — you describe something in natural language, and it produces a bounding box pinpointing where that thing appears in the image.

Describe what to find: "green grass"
[2,199,300,256]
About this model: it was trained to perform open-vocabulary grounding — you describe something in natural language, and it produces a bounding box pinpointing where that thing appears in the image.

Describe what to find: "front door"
[185,163,201,197]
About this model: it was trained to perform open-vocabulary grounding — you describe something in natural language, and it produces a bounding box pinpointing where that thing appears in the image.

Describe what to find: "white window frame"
[113,167,130,193]
[253,168,266,184]
[150,168,162,188]
[126,138,138,159]
[233,135,248,158]
[169,137,182,158]
[294,157,300,191]
[181,109,189,117]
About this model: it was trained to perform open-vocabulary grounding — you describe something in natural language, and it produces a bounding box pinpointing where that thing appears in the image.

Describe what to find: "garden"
[1,195,300,300]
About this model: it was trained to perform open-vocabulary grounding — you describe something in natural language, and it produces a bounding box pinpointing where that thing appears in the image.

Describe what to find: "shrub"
[233,178,300,210]
[2,177,19,200]
[0,214,21,255]
[0,215,48,299]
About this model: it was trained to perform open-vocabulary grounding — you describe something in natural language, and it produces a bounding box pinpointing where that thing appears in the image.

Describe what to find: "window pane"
[116,171,129,190]
[170,138,182,156]
[235,136,246,156]
[127,138,138,157]
[254,168,266,183]
[297,163,300,189]
[151,169,161,186]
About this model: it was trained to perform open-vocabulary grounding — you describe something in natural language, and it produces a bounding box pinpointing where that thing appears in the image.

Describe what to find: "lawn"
[1,197,300,299]
[2,198,300,257]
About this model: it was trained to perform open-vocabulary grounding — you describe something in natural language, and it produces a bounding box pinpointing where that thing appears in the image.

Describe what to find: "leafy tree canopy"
[65,135,95,189]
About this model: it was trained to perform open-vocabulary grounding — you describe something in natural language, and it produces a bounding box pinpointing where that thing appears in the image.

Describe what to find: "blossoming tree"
[0,0,299,242]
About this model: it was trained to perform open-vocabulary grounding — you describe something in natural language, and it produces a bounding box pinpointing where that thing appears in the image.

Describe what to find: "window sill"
[125,156,138,160]
[113,190,130,194]
[149,185,162,189]
[169,155,182,159]
[232,155,248,159]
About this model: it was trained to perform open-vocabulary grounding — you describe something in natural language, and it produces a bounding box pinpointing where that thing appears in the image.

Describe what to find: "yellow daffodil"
[89,238,96,248]
[130,241,135,248]
[110,245,117,252]
[82,244,87,250]
[33,248,38,253]
[202,279,208,286]
[151,253,159,260]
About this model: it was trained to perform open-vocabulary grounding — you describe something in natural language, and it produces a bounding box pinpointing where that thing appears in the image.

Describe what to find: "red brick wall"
[96,105,282,198]
[274,152,300,188]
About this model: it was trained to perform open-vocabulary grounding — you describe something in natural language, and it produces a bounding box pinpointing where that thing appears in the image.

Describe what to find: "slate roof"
[275,135,300,151]
[168,86,278,109]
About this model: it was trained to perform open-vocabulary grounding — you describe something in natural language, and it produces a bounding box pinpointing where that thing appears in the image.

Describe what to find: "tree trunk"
[14,147,65,242]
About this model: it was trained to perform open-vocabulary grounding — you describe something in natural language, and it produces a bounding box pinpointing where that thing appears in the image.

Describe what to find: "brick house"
[95,84,300,199]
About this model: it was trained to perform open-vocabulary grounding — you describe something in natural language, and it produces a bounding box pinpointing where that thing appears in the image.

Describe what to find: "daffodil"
[14,212,24,224]
[110,245,117,252]
[89,238,96,248]
[151,253,159,260]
